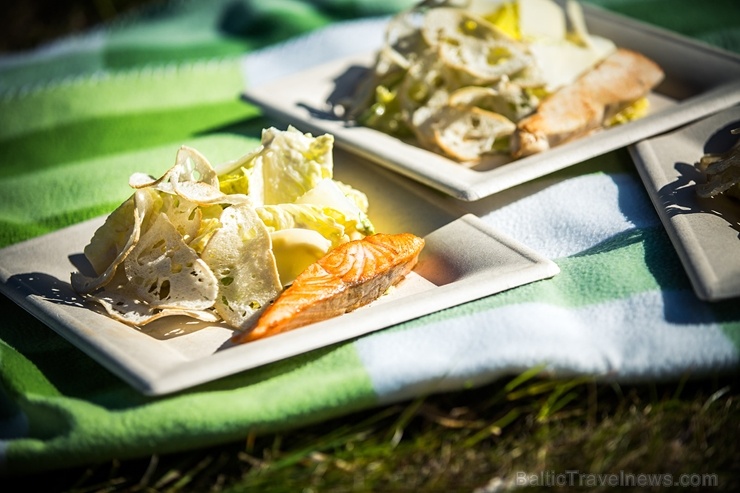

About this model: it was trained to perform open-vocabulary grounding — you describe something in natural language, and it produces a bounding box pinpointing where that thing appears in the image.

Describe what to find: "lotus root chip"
[201,202,282,329]
[124,212,218,310]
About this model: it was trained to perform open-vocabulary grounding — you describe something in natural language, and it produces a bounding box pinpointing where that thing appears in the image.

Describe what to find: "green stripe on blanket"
[1,59,248,139]
[0,307,376,474]
[0,57,265,247]
[1,100,256,174]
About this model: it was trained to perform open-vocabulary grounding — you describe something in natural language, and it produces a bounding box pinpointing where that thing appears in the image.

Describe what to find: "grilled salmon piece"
[511,48,664,157]
[232,232,425,343]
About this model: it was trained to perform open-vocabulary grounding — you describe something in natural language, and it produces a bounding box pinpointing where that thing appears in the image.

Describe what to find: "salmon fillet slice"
[511,48,664,158]
[232,232,425,343]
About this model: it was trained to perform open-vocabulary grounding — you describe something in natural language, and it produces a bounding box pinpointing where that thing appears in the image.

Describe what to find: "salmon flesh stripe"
[232,233,425,343]
[511,48,665,158]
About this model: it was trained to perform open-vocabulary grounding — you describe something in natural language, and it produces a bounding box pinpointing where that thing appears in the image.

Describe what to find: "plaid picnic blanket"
[1,0,739,475]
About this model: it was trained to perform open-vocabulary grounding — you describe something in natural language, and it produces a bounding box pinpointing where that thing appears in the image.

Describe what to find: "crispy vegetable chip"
[131,146,249,207]
[129,146,219,191]
[431,106,515,161]
[431,12,532,83]
[200,202,282,329]
[124,212,218,310]
[88,271,220,326]
[160,193,201,243]
[71,188,157,294]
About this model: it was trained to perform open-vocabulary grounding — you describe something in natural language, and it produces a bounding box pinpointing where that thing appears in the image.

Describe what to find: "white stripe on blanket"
[356,289,739,404]
[466,173,660,259]
[240,17,389,87]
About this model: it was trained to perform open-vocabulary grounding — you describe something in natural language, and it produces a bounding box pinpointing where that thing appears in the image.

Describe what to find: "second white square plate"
[243,2,740,201]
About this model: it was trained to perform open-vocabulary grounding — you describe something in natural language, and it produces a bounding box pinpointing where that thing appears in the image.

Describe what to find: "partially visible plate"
[0,148,559,395]
[243,2,740,201]
[630,106,740,301]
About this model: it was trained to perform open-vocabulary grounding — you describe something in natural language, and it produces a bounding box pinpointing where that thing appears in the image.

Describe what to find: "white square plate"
[243,2,740,201]
[0,148,559,395]
[630,106,740,302]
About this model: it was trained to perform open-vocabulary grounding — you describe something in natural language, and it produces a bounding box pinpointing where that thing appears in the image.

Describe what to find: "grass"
[15,369,739,492]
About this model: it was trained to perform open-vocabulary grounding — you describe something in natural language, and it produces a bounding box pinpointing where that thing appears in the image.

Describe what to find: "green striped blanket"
[1,0,739,475]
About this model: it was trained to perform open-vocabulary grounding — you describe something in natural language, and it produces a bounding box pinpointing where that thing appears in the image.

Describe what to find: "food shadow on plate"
[6,271,88,311]
[657,121,740,239]
[296,64,370,123]
[9,267,226,342]
[142,316,232,342]
[70,253,228,341]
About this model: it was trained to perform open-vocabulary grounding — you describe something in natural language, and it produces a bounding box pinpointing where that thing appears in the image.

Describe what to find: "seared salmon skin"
[232,232,425,343]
